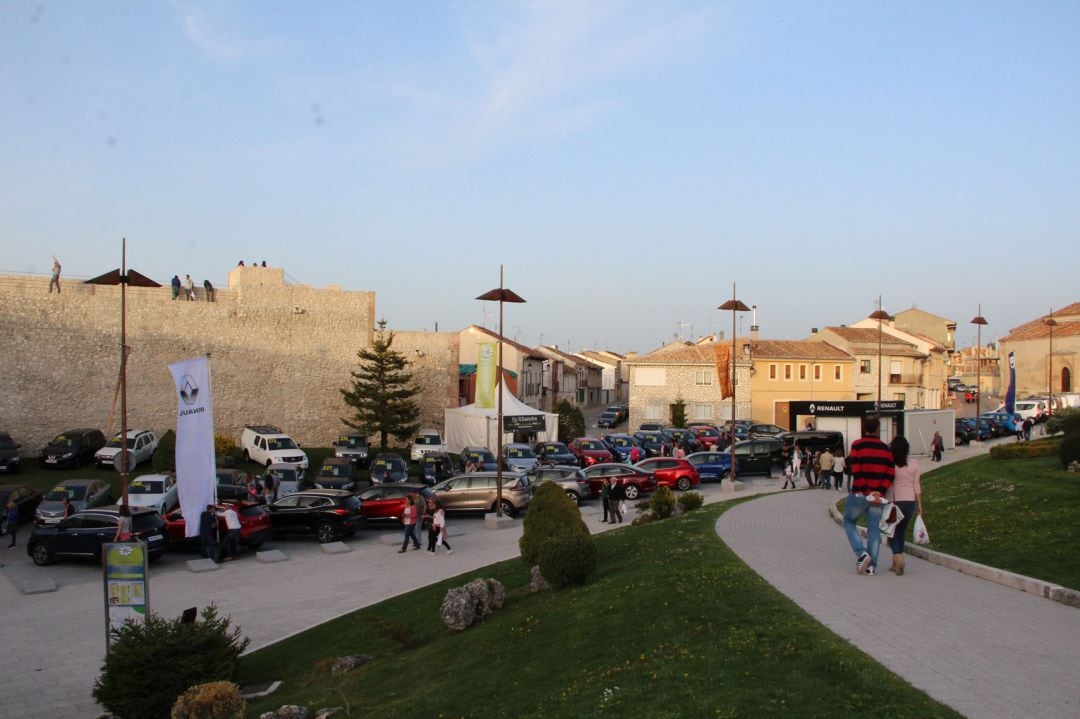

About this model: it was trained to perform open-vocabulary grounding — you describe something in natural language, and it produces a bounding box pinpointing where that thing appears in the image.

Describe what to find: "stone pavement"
[717,439,1080,719]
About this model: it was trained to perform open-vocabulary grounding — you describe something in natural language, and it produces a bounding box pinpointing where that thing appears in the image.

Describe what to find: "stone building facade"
[999,303,1080,400]
[0,271,457,451]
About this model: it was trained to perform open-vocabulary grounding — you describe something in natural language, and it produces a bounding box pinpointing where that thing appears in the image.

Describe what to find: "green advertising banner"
[103,542,149,649]
[475,342,498,409]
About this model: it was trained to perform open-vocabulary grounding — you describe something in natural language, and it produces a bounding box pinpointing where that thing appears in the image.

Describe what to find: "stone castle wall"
[0,272,457,451]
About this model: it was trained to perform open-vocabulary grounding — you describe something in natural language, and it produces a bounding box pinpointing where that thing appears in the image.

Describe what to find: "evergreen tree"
[340,320,421,451]
[671,398,687,428]
[556,399,585,441]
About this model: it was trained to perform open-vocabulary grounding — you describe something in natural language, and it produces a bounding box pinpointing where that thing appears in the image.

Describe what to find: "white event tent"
[444,384,558,454]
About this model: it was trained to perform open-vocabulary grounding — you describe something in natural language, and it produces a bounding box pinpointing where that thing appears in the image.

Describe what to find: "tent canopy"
[444,384,558,454]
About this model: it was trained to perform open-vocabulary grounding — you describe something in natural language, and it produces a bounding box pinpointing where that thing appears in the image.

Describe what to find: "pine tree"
[340,320,421,451]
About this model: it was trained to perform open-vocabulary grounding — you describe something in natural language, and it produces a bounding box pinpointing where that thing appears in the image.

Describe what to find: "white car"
[94,429,159,470]
[409,429,446,461]
[241,425,309,469]
[124,473,179,515]
[264,463,306,497]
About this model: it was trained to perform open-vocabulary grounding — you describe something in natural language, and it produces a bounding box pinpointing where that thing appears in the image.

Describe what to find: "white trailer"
[905,409,955,455]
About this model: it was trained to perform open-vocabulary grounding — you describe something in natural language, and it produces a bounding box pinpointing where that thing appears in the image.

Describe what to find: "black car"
[597,411,620,429]
[0,485,43,528]
[776,431,845,457]
[0,432,21,474]
[370,454,410,484]
[313,457,358,491]
[460,446,501,472]
[216,469,253,501]
[664,428,701,453]
[267,489,365,543]
[27,505,167,565]
[728,438,784,476]
[747,423,785,439]
[534,441,576,466]
[418,452,461,485]
[38,428,107,469]
[954,419,975,445]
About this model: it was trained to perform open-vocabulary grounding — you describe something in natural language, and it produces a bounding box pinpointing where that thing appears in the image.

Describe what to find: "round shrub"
[170,681,245,719]
[649,486,677,519]
[1061,431,1080,469]
[519,481,590,567]
[538,532,597,587]
[677,491,704,512]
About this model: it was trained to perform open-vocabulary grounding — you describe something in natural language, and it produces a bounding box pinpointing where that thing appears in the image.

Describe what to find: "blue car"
[685,451,733,482]
[603,434,641,463]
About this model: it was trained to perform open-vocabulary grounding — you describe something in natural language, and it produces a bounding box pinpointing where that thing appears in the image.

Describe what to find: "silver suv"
[524,465,590,505]
[332,434,369,468]
[431,471,532,516]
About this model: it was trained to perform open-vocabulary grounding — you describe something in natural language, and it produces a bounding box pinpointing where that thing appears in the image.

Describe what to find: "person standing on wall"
[842,415,895,576]
[170,274,181,300]
[49,255,62,293]
[203,279,215,302]
[184,274,196,300]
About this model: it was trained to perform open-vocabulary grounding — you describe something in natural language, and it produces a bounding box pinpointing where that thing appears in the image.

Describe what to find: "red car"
[568,437,613,467]
[580,463,657,499]
[633,457,701,491]
[164,500,270,550]
[358,483,432,522]
[687,424,721,449]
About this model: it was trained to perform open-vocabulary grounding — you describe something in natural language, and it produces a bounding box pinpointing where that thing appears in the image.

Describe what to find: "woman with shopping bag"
[886,436,923,575]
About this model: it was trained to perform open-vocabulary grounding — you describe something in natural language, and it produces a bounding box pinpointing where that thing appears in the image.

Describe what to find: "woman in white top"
[430,502,452,555]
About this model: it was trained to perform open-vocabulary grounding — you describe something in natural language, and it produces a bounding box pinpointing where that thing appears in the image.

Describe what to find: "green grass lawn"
[918,452,1079,589]
[238,502,960,719]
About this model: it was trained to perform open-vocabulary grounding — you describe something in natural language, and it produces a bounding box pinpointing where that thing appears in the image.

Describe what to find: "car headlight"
[61,452,75,459]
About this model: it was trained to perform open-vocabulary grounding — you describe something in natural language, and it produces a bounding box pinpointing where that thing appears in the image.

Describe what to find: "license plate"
[45,458,57,464]
[146,534,163,543]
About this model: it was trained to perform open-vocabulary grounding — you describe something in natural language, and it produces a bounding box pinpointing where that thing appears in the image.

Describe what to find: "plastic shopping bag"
[879,503,905,539]
[913,515,930,545]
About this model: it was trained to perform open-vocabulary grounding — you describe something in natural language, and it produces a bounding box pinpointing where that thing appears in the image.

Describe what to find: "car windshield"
[415,436,441,445]
[578,440,604,450]
[610,437,633,447]
[340,496,362,510]
[320,464,349,478]
[267,438,298,451]
[271,468,299,481]
[539,443,568,454]
[600,412,615,419]
[696,428,719,437]
[51,435,77,448]
[507,447,534,459]
[45,485,87,501]
[128,479,164,494]
[467,451,494,463]
[338,436,366,448]
[106,437,137,449]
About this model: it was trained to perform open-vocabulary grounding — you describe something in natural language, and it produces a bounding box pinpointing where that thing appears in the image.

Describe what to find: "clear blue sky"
[3,1,1077,353]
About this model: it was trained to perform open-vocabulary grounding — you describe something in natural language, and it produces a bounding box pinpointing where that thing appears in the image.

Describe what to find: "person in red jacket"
[842,415,895,575]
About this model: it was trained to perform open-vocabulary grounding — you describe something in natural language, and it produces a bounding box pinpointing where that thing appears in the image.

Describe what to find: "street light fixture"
[869,296,893,409]
[970,306,989,440]
[476,265,526,519]
[1045,309,1057,415]
[85,239,161,513]
[718,283,750,462]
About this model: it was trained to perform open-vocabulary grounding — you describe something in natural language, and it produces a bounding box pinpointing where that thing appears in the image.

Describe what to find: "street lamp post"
[1045,309,1057,416]
[718,283,750,465]
[869,296,893,410]
[476,266,526,518]
[970,306,989,442]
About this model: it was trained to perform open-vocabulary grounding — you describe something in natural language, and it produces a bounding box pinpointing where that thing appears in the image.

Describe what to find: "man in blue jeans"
[843,415,895,575]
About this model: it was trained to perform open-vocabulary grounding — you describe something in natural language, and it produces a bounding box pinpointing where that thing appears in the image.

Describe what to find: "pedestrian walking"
[423,497,438,553]
[607,479,623,524]
[930,431,944,462]
[600,477,611,522]
[412,492,426,547]
[4,502,18,547]
[842,415,895,576]
[819,449,834,489]
[262,473,276,505]
[886,436,922,576]
[832,448,846,492]
[49,255,62,293]
[203,279,215,302]
[431,501,451,555]
[1022,417,1033,441]
[184,274,195,300]
[398,493,421,552]
[781,463,796,489]
[807,450,818,487]
[221,504,241,561]
[199,504,218,561]
[170,274,181,300]
[246,474,259,502]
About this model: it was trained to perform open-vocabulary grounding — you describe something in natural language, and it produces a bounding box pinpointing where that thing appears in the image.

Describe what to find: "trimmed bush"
[538,532,597,587]
[1047,407,1080,436]
[677,491,704,512]
[631,511,657,526]
[649,486,677,519]
[152,429,176,473]
[1061,432,1080,469]
[170,681,245,719]
[556,399,585,443]
[989,438,1061,460]
[519,481,590,567]
[94,605,248,719]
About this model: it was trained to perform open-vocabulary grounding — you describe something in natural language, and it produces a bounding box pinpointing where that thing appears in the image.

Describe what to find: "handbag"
[878,503,905,538]
[913,515,930,544]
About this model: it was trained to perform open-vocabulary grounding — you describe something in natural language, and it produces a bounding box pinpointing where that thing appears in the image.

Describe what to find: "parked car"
[35,479,112,525]
[240,425,309,469]
[633,457,701,491]
[0,432,22,474]
[502,443,539,471]
[1014,400,1048,422]
[597,411,620,429]
[370,454,410,484]
[638,422,668,432]
[313,457,358,491]
[27,505,167,566]
[727,439,784,477]
[216,468,253,502]
[534,441,576,466]
[125,473,179,515]
[632,430,668,458]
[686,424,721,449]
[266,489,365,543]
[524,465,591,505]
[664,428,701,454]
[0,485,43,529]
[410,429,447,461]
[418,452,462,485]
[685,451,736,481]
[580,463,657,500]
[357,483,432,522]
[164,500,270,550]
[264,463,307,495]
[38,428,107,469]
[431,471,532,516]
[332,434,370,468]
[568,437,614,467]
[747,423,785,439]
[776,431,845,457]
[954,418,975,445]
[94,429,159,471]
[609,405,629,423]
[964,389,978,404]
[603,433,641,462]
[460,446,500,472]
[979,411,1016,437]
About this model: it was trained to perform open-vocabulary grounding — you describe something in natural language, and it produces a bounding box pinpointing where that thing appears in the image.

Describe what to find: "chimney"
[811,327,818,334]
[750,305,759,341]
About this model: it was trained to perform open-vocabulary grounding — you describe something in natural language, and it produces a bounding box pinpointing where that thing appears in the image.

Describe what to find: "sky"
[2,1,1078,354]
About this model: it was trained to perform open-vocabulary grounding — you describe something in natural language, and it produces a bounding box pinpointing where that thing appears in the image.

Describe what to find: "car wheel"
[676,477,691,491]
[30,541,54,566]
[564,491,579,506]
[623,484,639,500]
[315,521,338,543]
[722,470,733,481]
[496,499,515,516]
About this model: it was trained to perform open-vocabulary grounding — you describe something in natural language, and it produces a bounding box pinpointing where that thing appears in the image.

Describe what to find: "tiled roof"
[1001,303,1080,342]
[466,325,545,359]
[632,343,717,364]
[749,340,853,360]
[819,327,924,357]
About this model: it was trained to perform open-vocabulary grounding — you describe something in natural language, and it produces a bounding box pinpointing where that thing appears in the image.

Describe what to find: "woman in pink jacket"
[886,436,923,576]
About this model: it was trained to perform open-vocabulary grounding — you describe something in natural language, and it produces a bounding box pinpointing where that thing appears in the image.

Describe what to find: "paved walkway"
[717,440,1080,719]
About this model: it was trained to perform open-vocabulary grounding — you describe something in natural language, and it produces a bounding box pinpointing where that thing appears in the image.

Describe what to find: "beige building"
[809,326,925,406]
[533,345,585,409]
[747,340,855,426]
[458,326,544,408]
[998,303,1080,400]
[848,319,950,408]
[892,307,957,352]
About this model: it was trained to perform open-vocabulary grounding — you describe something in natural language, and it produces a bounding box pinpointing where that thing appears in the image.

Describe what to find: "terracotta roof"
[1001,303,1080,342]
[466,325,545,359]
[818,327,924,357]
[632,343,717,364]
[749,340,853,361]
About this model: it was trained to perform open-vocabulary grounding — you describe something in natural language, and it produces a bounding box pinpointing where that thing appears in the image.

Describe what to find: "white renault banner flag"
[169,356,216,537]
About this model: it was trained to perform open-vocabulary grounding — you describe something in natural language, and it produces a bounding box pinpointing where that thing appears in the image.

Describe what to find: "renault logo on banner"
[179,375,199,406]
[808,403,816,415]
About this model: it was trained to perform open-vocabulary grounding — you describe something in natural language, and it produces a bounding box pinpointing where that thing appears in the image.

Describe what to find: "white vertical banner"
[169,356,216,538]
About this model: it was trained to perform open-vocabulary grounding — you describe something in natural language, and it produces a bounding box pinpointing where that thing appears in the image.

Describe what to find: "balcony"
[889,374,921,385]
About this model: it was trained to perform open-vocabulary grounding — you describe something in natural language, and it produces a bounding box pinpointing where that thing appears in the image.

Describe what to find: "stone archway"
[1062,366,1072,393]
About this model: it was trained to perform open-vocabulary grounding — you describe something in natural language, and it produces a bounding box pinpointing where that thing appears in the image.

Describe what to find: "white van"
[1013,400,1047,422]
[410,429,446,461]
